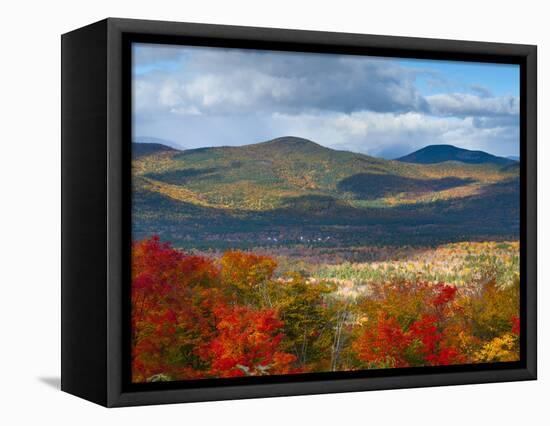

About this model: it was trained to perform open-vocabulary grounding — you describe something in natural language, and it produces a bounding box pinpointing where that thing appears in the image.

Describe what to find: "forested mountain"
[396,144,516,166]
[132,137,519,248]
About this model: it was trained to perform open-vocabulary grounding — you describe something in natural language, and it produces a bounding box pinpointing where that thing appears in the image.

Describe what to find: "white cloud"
[269,111,519,158]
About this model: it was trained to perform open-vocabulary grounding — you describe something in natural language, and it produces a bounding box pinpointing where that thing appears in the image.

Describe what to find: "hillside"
[396,144,515,166]
[132,137,520,248]
[134,137,515,210]
[132,142,177,159]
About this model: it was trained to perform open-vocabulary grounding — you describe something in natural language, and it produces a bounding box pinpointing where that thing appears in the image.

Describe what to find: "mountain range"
[132,137,519,248]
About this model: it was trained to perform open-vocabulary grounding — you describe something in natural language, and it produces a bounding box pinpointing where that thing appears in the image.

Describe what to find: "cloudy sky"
[132,43,519,159]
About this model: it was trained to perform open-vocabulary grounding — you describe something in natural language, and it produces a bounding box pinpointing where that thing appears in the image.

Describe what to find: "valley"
[132,136,519,250]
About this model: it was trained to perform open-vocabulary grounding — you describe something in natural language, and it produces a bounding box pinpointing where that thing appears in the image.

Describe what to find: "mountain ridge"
[134,137,518,211]
[396,144,515,166]
[181,136,336,158]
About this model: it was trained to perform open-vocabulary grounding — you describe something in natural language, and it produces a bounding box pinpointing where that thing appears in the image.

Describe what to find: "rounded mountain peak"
[255,136,327,152]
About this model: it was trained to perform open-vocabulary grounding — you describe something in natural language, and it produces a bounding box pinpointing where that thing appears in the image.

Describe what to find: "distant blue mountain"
[396,145,515,166]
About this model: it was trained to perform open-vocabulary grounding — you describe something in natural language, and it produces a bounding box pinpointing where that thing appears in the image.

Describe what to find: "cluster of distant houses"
[265,235,332,243]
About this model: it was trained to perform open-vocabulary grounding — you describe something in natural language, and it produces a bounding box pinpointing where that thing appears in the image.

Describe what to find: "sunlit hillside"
[132,137,519,248]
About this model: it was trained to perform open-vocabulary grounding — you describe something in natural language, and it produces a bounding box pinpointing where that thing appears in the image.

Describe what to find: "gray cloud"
[133,44,520,158]
[134,46,429,116]
[426,93,519,117]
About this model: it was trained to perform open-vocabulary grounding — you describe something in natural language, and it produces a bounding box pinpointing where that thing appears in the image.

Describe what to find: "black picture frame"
[61,17,537,407]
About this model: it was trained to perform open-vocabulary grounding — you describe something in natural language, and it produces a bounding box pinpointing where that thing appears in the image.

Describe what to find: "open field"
[314,241,519,291]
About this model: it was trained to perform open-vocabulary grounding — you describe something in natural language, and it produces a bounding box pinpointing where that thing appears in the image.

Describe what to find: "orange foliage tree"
[220,250,277,306]
[198,304,296,377]
[353,282,466,368]
[131,236,297,382]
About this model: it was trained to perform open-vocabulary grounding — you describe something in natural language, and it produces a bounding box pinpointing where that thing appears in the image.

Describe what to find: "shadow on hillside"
[338,173,475,200]
[133,175,520,248]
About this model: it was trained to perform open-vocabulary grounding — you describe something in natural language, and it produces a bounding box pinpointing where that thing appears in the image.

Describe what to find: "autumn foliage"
[352,284,466,368]
[132,236,520,382]
[200,305,297,377]
[132,237,296,382]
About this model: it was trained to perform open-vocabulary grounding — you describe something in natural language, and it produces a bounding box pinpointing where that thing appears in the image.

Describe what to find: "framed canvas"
[61,18,537,407]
